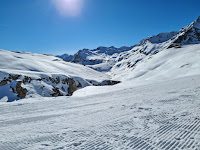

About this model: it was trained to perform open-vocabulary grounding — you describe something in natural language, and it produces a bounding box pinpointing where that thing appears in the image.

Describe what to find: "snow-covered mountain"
[56,53,74,62]
[169,16,200,47]
[58,30,177,74]
[0,50,120,102]
[58,16,200,76]
[110,16,200,79]
[58,46,134,72]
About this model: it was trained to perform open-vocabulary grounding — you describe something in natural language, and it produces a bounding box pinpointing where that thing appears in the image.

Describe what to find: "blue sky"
[0,0,200,55]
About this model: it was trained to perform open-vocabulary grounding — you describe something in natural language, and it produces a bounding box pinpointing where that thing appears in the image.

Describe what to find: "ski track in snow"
[0,75,200,150]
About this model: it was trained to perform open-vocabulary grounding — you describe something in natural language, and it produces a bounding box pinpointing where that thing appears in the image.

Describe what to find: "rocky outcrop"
[0,74,21,85]
[90,80,121,86]
[67,78,77,95]
[16,81,28,98]
[0,80,8,85]
[168,16,200,49]
[105,80,121,85]
[51,86,63,97]
[0,73,120,100]
[0,74,84,99]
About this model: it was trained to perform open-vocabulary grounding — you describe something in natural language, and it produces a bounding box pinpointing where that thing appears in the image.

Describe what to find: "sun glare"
[52,0,84,17]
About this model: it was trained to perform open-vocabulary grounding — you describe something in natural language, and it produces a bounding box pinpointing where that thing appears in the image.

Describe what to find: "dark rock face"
[0,80,8,85]
[51,86,63,97]
[0,74,21,86]
[10,86,15,93]
[16,81,28,98]
[89,80,121,86]
[105,80,121,85]
[10,74,21,80]
[23,76,32,83]
[167,43,182,49]
[77,82,82,88]
[67,78,77,95]
[168,16,200,49]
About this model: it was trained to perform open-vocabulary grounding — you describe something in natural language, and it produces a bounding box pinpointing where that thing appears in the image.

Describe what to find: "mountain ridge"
[57,16,200,74]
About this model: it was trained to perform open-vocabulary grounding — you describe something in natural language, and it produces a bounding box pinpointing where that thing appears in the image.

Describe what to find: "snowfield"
[0,75,200,149]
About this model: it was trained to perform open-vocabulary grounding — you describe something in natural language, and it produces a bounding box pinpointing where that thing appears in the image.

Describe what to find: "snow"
[0,50,109,81]
[0,50,110,101]
[124,44,200,81]
[0,75,200,149]
[57,46,134,72]
[73,44,200,98]
[147,31,178,43]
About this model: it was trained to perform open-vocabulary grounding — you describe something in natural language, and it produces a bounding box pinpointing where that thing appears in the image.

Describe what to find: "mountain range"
[57,16,200,78]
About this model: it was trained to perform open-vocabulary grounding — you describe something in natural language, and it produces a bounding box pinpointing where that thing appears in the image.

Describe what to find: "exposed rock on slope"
[16,81,28,98]
[168,16,200,48]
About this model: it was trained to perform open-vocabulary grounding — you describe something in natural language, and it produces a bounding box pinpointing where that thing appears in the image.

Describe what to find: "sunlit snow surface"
[0,75,200,150]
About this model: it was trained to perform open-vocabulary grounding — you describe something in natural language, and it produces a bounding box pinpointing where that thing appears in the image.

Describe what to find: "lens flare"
[52,0,84,17]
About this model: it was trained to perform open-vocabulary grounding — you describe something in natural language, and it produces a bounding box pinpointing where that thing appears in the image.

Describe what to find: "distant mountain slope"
[110,17,200,79]
[0,50,113,102]
[58,46,134,72]
[74,44,200,97]
[56,53,74,62]
[120,44,200,82]
[57,16,200,78]
[168,16,200,48]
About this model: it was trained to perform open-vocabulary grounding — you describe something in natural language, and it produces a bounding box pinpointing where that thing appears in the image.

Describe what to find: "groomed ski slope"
[0,75,200,150]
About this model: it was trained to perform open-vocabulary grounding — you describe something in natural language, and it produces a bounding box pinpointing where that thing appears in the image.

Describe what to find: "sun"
[52,0,84,17]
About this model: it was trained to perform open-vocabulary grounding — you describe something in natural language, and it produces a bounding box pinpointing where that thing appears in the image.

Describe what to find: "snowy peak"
[193,16,200,29]
[70,46,134,71]
[170,16,200,46]
[137,31,178,46]
[185,16,200,30]
[147,31,178,44]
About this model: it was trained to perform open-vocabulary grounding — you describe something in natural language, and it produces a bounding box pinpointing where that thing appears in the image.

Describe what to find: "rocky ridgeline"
[0,73,120,100]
